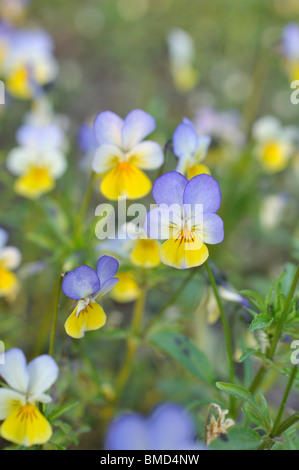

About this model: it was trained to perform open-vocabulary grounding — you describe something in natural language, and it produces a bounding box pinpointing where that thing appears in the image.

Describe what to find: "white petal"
[0,228,8,250]
[27,355,59,397]
[0,388,26,419]
[92,144,122,174]
[0,349,29,394]
[122,110,156,151]
[94,111,123,147]
[39,148,67,178]
[252,116,281,141]
[127,141,164,170]
[145,206,183,240]
[6,147,38,176]
[0,247,22,270]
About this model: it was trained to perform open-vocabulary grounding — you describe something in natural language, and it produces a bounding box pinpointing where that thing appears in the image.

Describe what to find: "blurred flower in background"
[0,0,30,25]
[0,27,58,100]
[78,120,98,171]
[0,228,21,300]
[110,271,141,303]
[281,23,299,82]
[172,117,211,178]
[252,115,298,172]
[167,28,198,93]
[106,403,206,450]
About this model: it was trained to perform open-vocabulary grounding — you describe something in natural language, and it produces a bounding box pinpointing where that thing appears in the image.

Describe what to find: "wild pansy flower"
[167,28,198,92]
[6,103,67,199]
[1,27,58,99]
[252,115,297,172]
[0,228,21,298]
[145,171,224,270]
[0,1,31,25]
[110,272,141,303]
[281,23,299,81]
[106,403,207,450]
[194,106,246,149]
[62,256,119,338]
[0,348,58,447]
[92,110,164,200]
[172,117,211,178]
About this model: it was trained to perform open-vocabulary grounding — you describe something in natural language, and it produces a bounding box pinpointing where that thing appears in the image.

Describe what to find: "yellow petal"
[5,66,32,100]
[260,142,289,173]
[65,302,107,339]
[160,231,209,269]
[14,167,55,199]
[100,162,152,200]
[0,266,18,296]
[110,272,140,303]
[187,163,211,179]
[0,404,52,447]
[130,239,160,268]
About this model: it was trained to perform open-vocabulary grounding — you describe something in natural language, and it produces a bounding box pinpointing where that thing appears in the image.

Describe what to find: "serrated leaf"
[216,382,258,409]
[249,313,273,332]
[149,330,216,385]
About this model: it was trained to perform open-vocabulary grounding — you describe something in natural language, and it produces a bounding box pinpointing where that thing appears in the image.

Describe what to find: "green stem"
[146,269,197,334]
[48,274,63,357]
[114,288,147,401]
[270,365,298,437]
[205,262,235,385]
[249,265,299,395]
[75,171,96,233]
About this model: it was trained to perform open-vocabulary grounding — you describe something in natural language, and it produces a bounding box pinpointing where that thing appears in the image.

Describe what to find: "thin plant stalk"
[48,274,63,357]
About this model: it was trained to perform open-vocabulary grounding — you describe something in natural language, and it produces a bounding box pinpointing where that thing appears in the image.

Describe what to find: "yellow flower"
[7,147,67,199]
[110,272,141,303]
[0,228,21,298]
[92,110,164,200]
[0,348,58,447]
[252,116,296,173]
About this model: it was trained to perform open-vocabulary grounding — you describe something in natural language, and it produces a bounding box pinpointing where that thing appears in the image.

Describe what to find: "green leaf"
[210,427,262,450]
[238,348,258,363]
[249,313,273,332]
[216,382,258,409]
[149,330,215,385]
[240,289,265,310]
[47,401,79,421]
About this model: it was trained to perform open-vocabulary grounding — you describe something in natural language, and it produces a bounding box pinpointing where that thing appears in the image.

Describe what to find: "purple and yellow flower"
[62,256,119,338]
[0,348,58,447]
[252,115,297,172]
[1,27,58,99]
[172,118,211,178]
[106,403,206,450]
[281,23,299,81]
[0,228,21,298]
[167,29,198,92]
[145,171,224,270]
[92,110,164,200]
[6,101,68,199]
[0,1,31,25]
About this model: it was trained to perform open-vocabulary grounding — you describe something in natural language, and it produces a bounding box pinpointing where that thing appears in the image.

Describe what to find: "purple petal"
[152,171,188,208]
[106,414,149,450]
[96,255,119,285]
[93,111,123,147]
[172,121,198,158]
[122,109,156,151]
[183,174,222,214]
[202,213,224,244]
[148,404,202,450]
[62,265,100,300]
[282,23,299,59]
